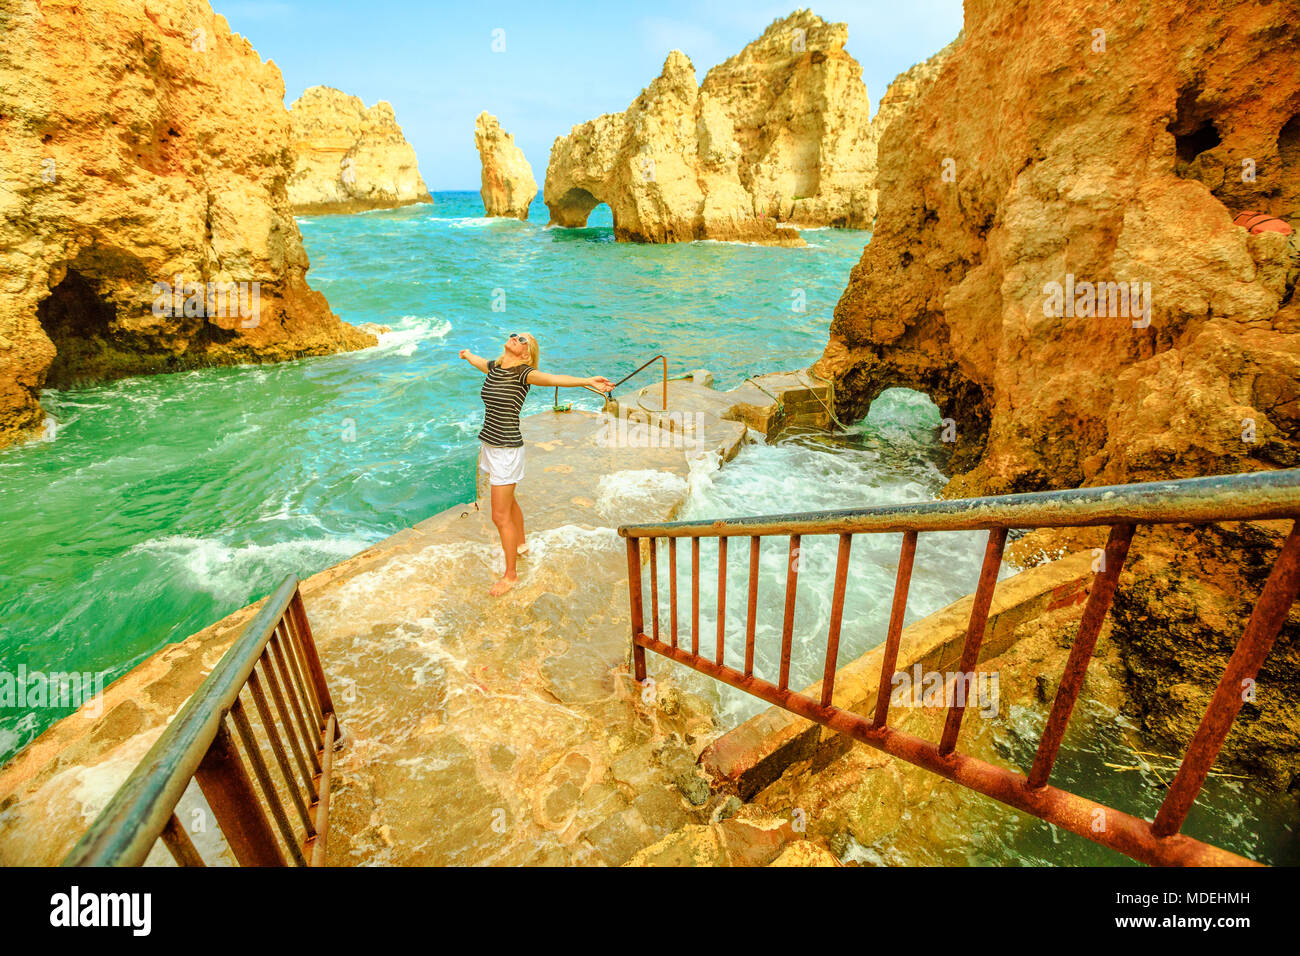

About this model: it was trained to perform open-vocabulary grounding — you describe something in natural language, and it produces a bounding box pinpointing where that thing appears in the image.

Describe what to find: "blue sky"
[218,0,964,190]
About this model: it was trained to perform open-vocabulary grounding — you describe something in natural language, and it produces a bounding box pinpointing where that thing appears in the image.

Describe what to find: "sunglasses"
[509,333,529,344]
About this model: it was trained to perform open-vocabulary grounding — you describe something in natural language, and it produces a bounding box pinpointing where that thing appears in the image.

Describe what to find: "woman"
[459,332,614,595]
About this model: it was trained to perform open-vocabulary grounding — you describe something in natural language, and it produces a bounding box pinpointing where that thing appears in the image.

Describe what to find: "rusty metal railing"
[612,353,668,411]
[618,469,1300,867]
[62,575,343,867]
[549,353,668,412]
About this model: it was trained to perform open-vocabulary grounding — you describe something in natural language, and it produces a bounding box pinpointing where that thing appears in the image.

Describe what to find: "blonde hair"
[499,332,540,369]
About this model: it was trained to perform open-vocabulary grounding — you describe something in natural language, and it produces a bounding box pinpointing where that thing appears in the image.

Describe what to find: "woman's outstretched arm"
[459,349,490,373]
[527,370,614,392]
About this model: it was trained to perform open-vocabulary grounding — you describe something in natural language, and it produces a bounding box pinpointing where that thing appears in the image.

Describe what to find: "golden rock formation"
[287,86,431,214]
[474,113,538,220]
[0,0,376,450]
[814,0,1300,790]
[543,10,876,244]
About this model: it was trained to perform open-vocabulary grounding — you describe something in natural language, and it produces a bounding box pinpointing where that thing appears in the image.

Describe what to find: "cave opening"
[38,269,117,389]
[1279,113,1300,220]
[548,187,602,228]
[864,386,944,441]
[585,202,614,230]
[1168,85,1222,169]
[1174,120,1221,165]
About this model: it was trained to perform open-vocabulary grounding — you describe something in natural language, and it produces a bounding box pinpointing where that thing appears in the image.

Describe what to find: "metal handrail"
[620,469,1300,537]
[618,469,1300,867]
[612,354,668,411]
[63,575,343,867]
[552,353,669,412]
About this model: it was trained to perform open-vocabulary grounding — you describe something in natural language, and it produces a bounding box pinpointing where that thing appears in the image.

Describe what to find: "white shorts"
[479,442,525,486]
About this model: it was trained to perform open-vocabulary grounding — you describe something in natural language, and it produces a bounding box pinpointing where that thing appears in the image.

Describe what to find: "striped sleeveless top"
[478,360,534,447]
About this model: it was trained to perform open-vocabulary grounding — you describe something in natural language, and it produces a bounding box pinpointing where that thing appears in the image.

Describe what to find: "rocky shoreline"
[0,0,376,451]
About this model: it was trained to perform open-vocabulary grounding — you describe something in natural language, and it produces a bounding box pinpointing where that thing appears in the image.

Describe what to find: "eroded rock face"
[815,1,1300,492]
[0,0,376,450]
[474,113,537,220]
[863,38,958,223]
[287,86,431,214]
[543,10,875,244]
[813,0,1300,790]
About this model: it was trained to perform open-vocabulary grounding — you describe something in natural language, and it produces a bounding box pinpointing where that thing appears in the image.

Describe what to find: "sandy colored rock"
[474,113,537,220]
[0,0,376,451]
[287,86,431,214]
[543,10,876,244]
[812,0,1300,789]
[768,841,841,866]
[815,1,1300,491]
[863,38,958,223]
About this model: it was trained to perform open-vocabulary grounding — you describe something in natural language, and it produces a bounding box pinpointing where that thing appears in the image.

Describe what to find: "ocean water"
[0,192,878,761]
[3,193,1293,867]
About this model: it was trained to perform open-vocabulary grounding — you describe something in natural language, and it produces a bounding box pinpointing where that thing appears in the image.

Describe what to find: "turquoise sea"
[2,192,1294,865]
[0,192,873,760]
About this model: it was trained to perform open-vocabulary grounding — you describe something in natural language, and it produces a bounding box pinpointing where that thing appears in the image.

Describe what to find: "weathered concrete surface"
[613,368,833,438]
[0,405,754,866]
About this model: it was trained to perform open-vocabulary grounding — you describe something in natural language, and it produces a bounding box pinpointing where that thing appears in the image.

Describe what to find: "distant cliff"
[543,9,875,244]
[287,86,431,215]
[0,0,376,450]
[475,113,537,220]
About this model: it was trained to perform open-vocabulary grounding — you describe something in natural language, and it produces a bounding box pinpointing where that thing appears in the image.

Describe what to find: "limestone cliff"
[0,0,376,450]
[543,9,874,244]
[474,113,537,220]
[287,86,431,214]
[814,0,1300,789]
[863,38,958,222]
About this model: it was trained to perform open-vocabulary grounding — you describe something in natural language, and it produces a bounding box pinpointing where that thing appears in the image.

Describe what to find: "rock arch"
[548,187,607,229]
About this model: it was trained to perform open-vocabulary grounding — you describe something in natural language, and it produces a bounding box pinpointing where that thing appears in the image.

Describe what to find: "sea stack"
[542,9,875,244]
[474,113,538,220]
[287,86,431,215]
[0,0,376,451]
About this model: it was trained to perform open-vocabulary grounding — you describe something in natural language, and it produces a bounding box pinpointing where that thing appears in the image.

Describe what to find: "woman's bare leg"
[511,497,527,555]
[490,483,520,595]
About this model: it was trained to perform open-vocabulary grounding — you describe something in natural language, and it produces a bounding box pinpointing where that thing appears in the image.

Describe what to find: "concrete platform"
[611,367,834,438]
[0,390,770,866]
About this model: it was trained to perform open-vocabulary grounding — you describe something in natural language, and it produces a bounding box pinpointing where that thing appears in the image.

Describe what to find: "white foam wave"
[670,437,1000,729]
[129,533,374,600]
[371,316,453,357]
[595,469,689,521]
[424,216,507,229]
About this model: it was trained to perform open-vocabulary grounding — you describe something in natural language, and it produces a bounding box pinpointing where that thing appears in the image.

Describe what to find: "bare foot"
[489,575,518,596]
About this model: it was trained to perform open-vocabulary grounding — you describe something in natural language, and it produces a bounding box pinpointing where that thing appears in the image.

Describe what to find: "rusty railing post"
[1152,521,1300,837]
[745,536,760,677]
[820,534,853,707]
[626,538,646,682]
[873,531,918,729]
[716,537,728,665]
[938,527,1007,756]
[779,534,801,690]
[194,720,286,867]
[1028,524,1134,789]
